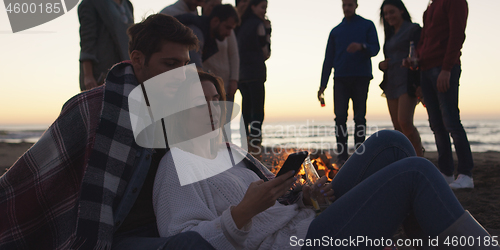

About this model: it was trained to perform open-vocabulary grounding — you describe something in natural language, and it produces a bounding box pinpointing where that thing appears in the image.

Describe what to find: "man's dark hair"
[209,4,239,24]
[127,14,199,65]
[342,0,358,4]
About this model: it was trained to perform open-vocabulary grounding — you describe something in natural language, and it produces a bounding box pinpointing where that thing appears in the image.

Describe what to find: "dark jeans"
[112,223,215,250]
[333,77,371,161]
[420,65,473,177]
[304,130,465,249]
[238,79,265,139]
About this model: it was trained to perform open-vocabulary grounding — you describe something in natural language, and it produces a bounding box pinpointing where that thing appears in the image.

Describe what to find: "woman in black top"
[236,0,270,159]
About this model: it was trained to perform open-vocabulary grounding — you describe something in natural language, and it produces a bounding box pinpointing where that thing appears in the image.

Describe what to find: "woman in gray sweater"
[152,71,496,250]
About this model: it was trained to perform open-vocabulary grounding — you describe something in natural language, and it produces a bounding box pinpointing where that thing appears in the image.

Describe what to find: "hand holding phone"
[276,151,309,178]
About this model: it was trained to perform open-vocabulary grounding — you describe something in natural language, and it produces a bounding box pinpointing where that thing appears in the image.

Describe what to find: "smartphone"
[276,151,309,178]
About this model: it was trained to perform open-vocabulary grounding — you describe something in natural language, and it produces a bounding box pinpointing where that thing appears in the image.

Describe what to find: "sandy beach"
[1,142,499,236]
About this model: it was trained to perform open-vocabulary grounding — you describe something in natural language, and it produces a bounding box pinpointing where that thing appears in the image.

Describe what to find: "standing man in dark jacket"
[78,0,134,91]
[413,0,473,189]
[318,0,379,165]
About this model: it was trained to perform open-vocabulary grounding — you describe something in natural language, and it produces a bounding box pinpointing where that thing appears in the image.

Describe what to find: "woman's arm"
[231,171,296,229]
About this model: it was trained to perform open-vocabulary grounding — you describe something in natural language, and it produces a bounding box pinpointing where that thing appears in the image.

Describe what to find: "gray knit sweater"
[153,147,315,249]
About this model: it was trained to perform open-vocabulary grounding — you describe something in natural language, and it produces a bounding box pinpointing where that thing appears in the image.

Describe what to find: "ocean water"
[233,119,500,153]
[1,119,500,152]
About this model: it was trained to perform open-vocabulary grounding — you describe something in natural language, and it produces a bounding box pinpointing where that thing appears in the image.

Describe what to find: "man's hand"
[82,60,98,90]
[416,86,423,99]
[318,86,326,101]
[232,171,296,229]
[379,58,390,71]
[302,176,335,206]
[402,58,410,68]
[228,80,238,97]
[83,75,98,90]
[437,70,451,93]
[346,42,363,53]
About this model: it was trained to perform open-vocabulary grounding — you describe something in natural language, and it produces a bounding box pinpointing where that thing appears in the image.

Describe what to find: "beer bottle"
[319,93,325,107]
[408,41,419,70]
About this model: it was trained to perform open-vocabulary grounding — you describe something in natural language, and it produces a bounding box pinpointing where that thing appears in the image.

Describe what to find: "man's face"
[342,0,357,18]
[135,41,191,83]
[212,17,237,41]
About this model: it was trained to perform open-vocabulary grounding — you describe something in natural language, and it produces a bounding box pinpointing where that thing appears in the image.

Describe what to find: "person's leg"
[305,157,466,249]
[334,77,351,162]
[248,80,265,140]
[398,93,424,156]
[238,81,251,141]
[240,80,265,159]
[436,65,474,177]
[224,90,235,142]
[387,98,402,132]
[112,223,215,250]
[330,130,416,198]
[331,130,428,248]
[352,77,370,149]
[420,68,454,177]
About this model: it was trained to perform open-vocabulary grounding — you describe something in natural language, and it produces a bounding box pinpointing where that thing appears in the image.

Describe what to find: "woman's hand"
[379,58,390,71]
[232,171,296,229]
[302,176,335,206]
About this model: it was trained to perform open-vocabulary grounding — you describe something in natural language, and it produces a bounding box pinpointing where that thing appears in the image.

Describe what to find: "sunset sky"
[1,0,499,126]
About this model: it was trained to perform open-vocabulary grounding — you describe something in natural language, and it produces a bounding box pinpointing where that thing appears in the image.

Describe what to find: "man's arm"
[437,0,468,93]
[319,31,335,93]
[364,21,380,57]
[346,21,379,57]
[442,0,468,72]
[78,0,99,90]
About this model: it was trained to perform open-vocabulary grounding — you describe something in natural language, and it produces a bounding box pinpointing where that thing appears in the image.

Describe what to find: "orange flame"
[268,149,339,182]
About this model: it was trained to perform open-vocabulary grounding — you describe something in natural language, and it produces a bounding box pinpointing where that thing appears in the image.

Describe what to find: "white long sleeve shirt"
[153,148,315,249]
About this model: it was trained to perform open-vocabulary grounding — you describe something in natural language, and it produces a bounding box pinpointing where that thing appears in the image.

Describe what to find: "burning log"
[263,148,339,182]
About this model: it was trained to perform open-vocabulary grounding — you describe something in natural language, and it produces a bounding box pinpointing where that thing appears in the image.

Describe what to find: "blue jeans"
[304,130,465,249]
[112,223,215,250]
[420,65,473,177]
[239,79,265,139]
[333,77,371,161]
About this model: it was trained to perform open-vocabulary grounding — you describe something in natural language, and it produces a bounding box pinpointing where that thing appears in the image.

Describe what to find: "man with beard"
[175,4,239,69]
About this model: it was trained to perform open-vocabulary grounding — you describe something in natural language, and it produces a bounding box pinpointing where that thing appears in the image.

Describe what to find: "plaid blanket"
[0,62,142,250]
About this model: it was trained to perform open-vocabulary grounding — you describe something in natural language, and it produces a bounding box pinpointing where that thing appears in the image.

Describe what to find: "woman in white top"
[153,71,497,249]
